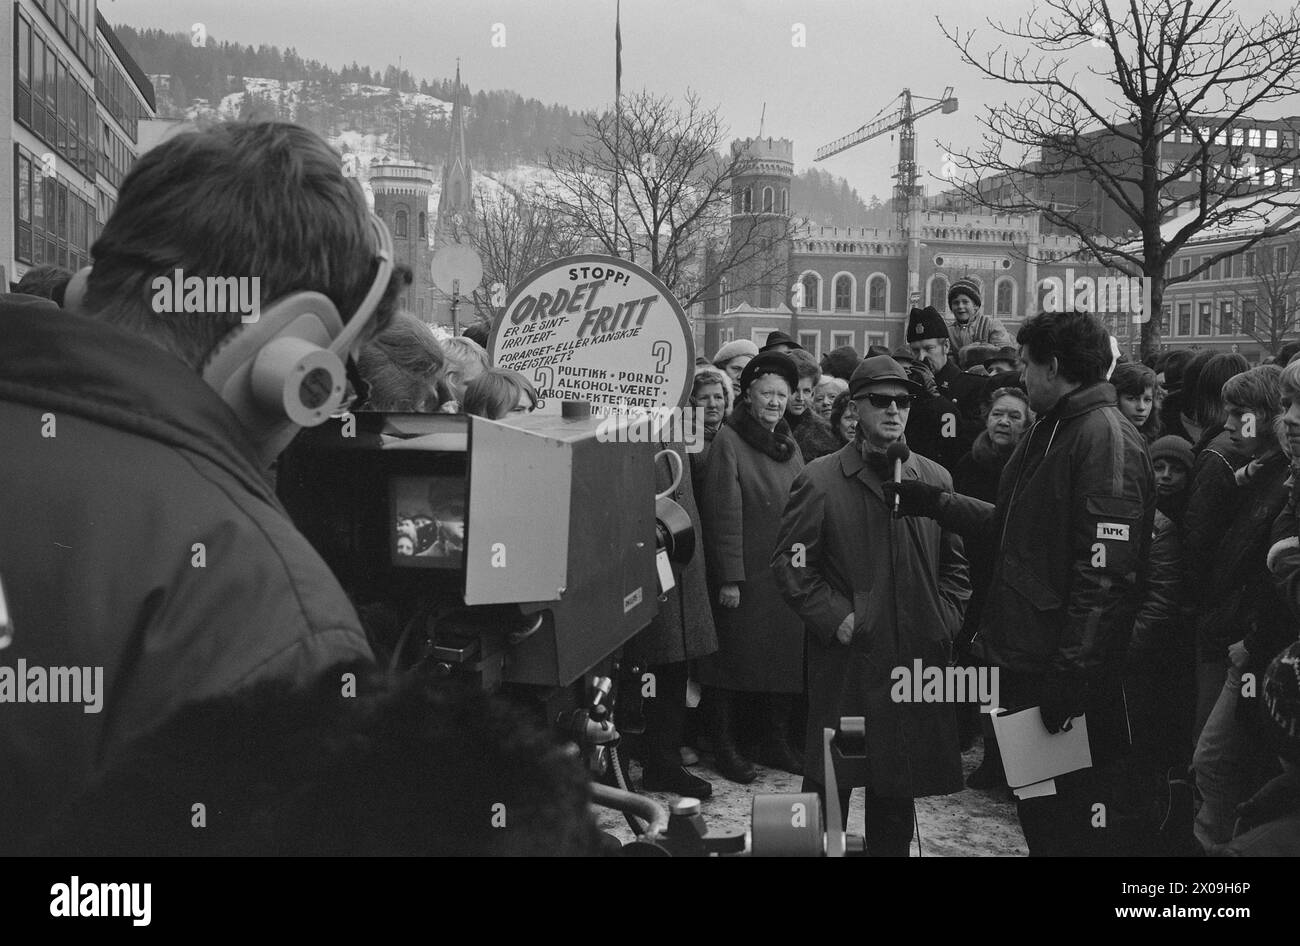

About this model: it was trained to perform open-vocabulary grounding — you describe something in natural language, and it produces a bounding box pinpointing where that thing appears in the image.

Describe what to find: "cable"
[607,743,647,837]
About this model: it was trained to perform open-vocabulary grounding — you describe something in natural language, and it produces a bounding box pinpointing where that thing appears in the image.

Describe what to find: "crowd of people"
[4,117,1300,858]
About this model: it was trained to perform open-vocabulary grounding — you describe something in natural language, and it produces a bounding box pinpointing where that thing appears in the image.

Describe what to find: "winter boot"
[756,693,805,775]
[708,687,757,784]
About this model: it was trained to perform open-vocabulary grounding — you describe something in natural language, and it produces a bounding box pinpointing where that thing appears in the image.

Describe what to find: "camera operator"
[0,121,410,854]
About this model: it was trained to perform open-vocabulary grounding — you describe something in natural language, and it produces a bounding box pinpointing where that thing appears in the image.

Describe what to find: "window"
[1201,256,1212,280]
[1220,300,1234,335]
[1178,303,1192,336]
[798,331,820,357]
[762,186,773,212]
[800,273,820,311]
[394,210,408,238]
[1266,129,1279,149]
[927,275,949,310]
[995,278,1015,316]
[760,284,772,308]
[781,188,789,213]
[419,212,427,238]
[1198,301,1213,335]
[867,276,886,313]
[834,275,853,312]
[1246,251,1256,276]
[1242,299,1257,335]
[1231,128,1244,146]
[1160,305,1171,336]
[1278,245,1289,272]
[13,144,94,268]
[1248,128,1262,148]
[831,331,854,349]
[742,188,752,213]
[1180,258,1190,277]
[1284,130,1296,150]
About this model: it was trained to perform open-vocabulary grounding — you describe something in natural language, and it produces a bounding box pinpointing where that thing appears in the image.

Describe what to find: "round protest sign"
[487,255,695,416]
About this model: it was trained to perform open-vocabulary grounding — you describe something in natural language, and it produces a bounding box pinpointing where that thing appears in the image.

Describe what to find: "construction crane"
[815,87,958,234]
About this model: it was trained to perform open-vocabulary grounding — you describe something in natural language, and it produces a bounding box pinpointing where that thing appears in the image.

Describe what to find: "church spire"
[437,59,473,229]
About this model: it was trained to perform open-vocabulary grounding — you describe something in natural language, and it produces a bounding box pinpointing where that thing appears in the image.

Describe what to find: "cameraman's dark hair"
[1190,352,1249,430]
[1159,348,1195,389]
[1016,310,1112,385]
[461,321,491,348]
[87,121,410,371]
[41,666,603,856]
[13,264,73,304]
[357,313,445,412]
[1278,340,1300,367]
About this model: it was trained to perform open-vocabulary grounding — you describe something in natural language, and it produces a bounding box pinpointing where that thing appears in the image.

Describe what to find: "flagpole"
[614,0,622,259]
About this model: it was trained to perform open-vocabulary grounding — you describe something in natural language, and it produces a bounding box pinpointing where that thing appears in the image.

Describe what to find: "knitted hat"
[712,338,759,367]
[820,345,863,381]
[739,351,799,396]
[948,277,981,309]
[906,306,948,344]
[848,355,924,400]
[1262,641,1300,765]
[1149,435,1194,470]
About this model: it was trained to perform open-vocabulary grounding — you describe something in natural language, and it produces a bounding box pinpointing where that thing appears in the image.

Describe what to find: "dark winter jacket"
[1267,473,1300,627]
[786,407,842,463]
[1183,429,1252,622]
[1193,450,1292,666]
[772,442,969,797]
[952,430,1017,643]
[906,391,964,472]
[697,408,805,692]
[937,382,1155,694]
[625,442,719,667]
[0,302,374,854]
[1128,510,1191,659]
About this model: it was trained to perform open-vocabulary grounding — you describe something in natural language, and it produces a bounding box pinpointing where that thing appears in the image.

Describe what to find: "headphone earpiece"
[202,291,347,428]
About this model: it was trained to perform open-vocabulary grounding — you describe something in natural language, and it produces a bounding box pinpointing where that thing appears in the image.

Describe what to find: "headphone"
[201,213,394,432]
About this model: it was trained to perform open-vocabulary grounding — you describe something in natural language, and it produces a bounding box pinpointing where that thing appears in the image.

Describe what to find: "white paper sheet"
[989,706,1092,789]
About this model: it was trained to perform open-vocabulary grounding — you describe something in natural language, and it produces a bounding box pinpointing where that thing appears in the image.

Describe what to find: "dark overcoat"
[772,442,970,797]
[697,422,805,692]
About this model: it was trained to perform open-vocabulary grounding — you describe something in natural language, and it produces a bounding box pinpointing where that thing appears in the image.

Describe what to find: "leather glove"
[882,480,946,519]
[1038,672,1086,734]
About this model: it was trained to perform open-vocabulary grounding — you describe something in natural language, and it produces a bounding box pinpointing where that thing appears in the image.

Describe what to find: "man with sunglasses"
[773,356,970,854]
[0,122,407,853]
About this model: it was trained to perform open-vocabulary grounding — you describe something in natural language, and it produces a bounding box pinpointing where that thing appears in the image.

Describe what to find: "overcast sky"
[103,0,1294,203]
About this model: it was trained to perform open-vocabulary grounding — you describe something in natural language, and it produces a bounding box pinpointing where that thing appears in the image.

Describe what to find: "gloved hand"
[1038,673,1086,734]
[881,480,946,519]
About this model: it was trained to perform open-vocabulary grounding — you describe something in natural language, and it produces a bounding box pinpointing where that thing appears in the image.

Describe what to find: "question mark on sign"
[652,341,672,373]
[534,366,555,410]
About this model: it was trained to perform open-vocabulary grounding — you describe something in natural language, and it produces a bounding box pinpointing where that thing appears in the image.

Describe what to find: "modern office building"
[2,1,155,287]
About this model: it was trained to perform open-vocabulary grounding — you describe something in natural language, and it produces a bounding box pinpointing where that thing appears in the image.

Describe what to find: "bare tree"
[1222,237,1300,357]
[940,0,1300,357]
[547,89,802,310]
[446,185,584,328]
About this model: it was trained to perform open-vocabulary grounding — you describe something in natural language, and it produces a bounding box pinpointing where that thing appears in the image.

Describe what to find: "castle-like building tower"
[725,137,794,314]
[370,159,437,321]
[436,62,473,234]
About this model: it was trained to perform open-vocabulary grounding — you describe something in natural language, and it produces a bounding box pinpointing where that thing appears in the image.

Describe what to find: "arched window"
[743,188,753,212]
[452,180,463,207]
[719,277,729,311]
[800,272,820,311]
[419,212,427,238]
[868,276,887,313]
[781,188,789,213]
[835,274,853,312]
[394,210,408,239]
[760,283,772,308]
[762,186,774,212]
[927,274,949,310]
[995,278,1015,316]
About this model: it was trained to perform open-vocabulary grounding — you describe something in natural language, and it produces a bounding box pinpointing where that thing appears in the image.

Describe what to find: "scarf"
[728,404,798,462]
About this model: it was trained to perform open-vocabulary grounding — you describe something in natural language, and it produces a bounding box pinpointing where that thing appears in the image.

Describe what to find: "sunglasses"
[859,393,915,410]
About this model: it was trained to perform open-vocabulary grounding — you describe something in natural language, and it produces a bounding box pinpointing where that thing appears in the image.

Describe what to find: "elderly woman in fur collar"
[697,352,806,783]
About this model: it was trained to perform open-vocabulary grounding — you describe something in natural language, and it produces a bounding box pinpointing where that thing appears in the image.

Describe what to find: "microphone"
[885,442,911,518]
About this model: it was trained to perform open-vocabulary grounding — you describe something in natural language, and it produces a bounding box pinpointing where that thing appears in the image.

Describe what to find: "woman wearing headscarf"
[697,352,806,783]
